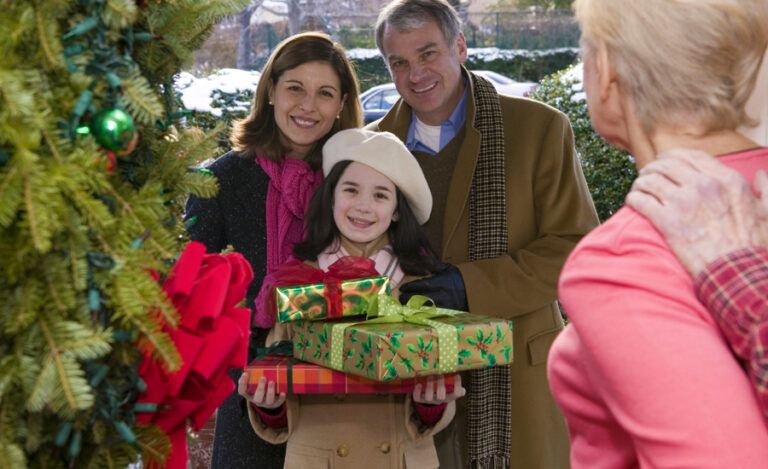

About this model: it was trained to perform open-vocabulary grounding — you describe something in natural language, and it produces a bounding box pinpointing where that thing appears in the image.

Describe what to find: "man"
[367,1,599,467]
[627,149,768,422]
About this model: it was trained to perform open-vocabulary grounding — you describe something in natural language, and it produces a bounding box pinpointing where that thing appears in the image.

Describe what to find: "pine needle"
[34,8,64,70]
[122,72,164,125]
[104,0,139,30]
[0,164,22,228]
[0,440,27,469]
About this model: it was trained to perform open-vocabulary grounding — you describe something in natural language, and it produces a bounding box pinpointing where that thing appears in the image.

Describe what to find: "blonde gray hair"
[574,0,768,133]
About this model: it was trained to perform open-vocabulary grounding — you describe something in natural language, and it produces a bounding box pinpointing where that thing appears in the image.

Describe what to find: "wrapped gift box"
[291,311,514,381]
[246,355,457,394]
[276,276,390,323]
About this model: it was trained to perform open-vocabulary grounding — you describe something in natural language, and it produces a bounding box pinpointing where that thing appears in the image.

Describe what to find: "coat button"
[378,442,391,454]
[336,444,349,458]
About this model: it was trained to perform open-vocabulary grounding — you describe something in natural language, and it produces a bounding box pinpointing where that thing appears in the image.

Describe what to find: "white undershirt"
[414,117,441,153]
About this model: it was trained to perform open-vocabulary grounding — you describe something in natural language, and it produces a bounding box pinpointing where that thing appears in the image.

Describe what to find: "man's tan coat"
[369,71,600,468]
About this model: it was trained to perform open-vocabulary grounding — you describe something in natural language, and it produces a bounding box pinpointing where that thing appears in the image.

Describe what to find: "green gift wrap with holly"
[291,295,514,381]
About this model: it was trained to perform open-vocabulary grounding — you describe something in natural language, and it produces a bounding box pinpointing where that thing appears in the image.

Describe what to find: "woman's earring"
[336,114,340,119]
[268,100,273,105]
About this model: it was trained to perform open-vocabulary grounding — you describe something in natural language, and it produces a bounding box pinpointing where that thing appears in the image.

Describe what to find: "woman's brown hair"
[230,32,363,169]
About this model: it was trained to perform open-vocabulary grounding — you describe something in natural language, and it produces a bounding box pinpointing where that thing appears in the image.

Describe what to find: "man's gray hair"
[375,0,462,57]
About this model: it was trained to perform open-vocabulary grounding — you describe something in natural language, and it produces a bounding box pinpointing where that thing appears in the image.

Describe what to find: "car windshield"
[363,94,381,110]
[382,89,399,107]
[362,86,399,111]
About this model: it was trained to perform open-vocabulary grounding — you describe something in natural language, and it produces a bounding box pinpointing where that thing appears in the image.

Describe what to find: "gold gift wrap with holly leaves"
[276,276,390,323]
[291,295,514,381]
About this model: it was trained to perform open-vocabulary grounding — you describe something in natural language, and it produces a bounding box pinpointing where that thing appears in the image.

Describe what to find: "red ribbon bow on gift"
[254,256,379,328]
[136,241,253,469]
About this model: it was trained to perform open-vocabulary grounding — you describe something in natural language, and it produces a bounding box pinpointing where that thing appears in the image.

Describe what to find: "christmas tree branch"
[0,164,22,228]
[41,128,63,163]
[24,177,46,252]
[39,320,78,413]
[34,8,63,70]
[44,269,67,313]
[122,73,163,125]
[103,186,171,258]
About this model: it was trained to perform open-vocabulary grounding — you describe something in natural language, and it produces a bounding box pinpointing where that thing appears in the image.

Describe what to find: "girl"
[238,128,465,469]
[184,32,362,469]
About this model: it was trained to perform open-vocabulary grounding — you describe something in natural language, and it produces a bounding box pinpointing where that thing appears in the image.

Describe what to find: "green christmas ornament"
[91,109,135,151]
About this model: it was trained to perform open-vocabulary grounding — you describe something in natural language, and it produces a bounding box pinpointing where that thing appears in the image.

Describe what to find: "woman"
[546,0,768,467]
[184,32,362,469]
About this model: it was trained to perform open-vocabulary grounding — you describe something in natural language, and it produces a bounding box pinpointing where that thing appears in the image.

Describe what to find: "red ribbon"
[323,256,380,318]
[136,241,253,469]
[256,256,379,326]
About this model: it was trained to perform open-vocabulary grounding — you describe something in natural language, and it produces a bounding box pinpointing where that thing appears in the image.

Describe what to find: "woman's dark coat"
[185,151,285,469]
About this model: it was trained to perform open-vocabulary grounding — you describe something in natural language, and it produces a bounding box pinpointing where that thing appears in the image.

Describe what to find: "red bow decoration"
[254,256,380,328]
[136,241,253,469]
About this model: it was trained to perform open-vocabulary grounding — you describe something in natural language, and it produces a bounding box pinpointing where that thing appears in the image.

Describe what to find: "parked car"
[473,70,539,97]
[359,83,400,124]
[359,71,538,123]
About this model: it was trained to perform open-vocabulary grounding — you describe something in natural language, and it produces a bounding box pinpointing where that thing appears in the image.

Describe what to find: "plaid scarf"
[466,72,512,469]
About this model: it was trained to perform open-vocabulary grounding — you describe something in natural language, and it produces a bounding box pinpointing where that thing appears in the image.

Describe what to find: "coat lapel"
[378,73,480,259]
[442,86,479,259]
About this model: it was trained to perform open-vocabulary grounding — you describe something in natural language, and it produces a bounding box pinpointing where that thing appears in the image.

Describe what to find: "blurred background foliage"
[532,67,636,221]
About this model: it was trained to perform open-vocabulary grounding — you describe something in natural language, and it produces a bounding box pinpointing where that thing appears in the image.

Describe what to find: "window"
[381,89,400,108]
[363,92,382,110]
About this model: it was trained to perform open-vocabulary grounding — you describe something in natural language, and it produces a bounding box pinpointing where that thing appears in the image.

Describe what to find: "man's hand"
[399,263,469,311]
[626,148,768,276]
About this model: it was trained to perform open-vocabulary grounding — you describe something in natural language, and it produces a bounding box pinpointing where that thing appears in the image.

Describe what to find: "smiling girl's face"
[332,162,398,248]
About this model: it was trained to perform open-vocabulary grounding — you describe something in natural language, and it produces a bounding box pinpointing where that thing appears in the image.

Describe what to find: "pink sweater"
[548,148,768,468]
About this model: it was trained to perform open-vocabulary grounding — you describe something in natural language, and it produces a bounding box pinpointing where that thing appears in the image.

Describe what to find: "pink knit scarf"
[257,156,322,274]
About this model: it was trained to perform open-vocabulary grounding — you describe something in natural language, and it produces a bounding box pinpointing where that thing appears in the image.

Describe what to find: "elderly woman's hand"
[626,148,768,276]
[412,374,466,405]
[238,373,286,410]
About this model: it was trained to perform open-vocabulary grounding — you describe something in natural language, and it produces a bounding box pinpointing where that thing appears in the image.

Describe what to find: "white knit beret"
[322,128,433,225]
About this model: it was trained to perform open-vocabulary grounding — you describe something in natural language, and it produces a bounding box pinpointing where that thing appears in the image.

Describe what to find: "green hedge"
[182,88,252,149]
[353,48,579,92]
[532,67,637,221]
[466,48,579,82]
[183,48,580,131]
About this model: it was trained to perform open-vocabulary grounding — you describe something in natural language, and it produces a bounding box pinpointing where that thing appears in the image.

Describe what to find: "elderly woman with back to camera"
[546,0,768,468]
[184,32,363,469]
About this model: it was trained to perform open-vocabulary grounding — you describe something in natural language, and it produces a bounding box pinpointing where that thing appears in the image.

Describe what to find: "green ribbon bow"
[330,295,464,375]
[253,341,297,393]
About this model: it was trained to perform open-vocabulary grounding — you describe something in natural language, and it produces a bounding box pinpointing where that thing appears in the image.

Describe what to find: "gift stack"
[247,259,514,395]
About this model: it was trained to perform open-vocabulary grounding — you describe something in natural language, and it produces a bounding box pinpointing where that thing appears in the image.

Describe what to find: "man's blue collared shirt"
[405,84,468,155]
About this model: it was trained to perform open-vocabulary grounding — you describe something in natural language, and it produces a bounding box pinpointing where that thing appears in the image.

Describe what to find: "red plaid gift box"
[247,355,457,394]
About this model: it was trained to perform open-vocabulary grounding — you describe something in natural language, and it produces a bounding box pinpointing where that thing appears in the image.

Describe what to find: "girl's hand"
[412,374,466,405]
[238,373,286,409]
